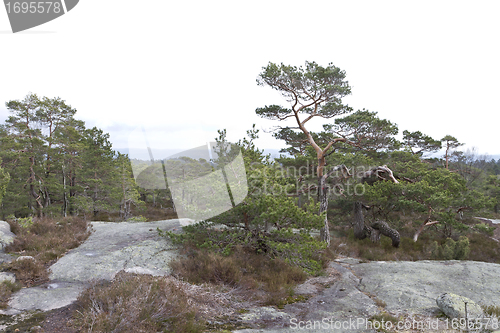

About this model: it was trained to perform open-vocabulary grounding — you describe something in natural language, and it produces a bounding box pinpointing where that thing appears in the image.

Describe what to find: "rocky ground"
[232,258,500,333]
[0,219,500,332]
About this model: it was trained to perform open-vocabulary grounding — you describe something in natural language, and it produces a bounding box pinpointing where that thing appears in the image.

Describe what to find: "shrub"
[169,245,308,306]
[17,216,33,229]
[0,280,22,309]
[473,223,495,236]
[430,236,470,260]
[481,304,500,317]
[72,271,205,333]
[160,218,331,276]
[126,215,148,222]
[467,233,500,263]
[6,257,49,287]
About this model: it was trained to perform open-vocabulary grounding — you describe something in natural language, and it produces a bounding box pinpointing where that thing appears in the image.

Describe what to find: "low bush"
[72,271,205,333]
[126,215,148,222]
[481,304,500,317]
[473,222,495,236]
[6,257,49,287]
[330,226,500,263]
[468,233,500,264]
[160,220,332,276]
[169,245,309,306]
[429,236,470,260]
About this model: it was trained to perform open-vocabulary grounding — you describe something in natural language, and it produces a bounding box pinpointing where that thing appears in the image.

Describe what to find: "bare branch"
[413,220,440,242]
[325,164,351,180]
[362,165,399,184]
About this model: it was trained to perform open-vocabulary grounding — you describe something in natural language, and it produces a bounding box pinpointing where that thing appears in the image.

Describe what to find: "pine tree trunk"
[353,202,368,239]
[318,176,330,246]
[62,166,67,217]
[371,220,400,247]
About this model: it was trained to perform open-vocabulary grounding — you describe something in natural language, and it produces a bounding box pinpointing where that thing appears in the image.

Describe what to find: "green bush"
[430,236,470,260]
[126,215,148,222]
[18,216,33,229]
[473,223,495,236]
[160,220,329,276]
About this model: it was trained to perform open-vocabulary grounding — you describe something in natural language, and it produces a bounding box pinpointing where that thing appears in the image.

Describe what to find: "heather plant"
[2,216,92,287]
[72,272,206,333]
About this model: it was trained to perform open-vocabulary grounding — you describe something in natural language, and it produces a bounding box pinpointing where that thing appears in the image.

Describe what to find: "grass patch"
[71,271,206,333]
[2,216,92,287]
[0,280,22,309]
[275,294,309,309]
[169,245,309,307]
[482,304,500,317]
[368,312,399,332]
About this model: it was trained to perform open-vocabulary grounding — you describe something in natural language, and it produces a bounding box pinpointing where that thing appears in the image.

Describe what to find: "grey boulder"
[436,293,485,319]
[0,221,15,251]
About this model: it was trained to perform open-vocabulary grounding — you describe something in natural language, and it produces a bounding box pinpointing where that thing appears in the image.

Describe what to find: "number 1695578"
[5,2,62,14]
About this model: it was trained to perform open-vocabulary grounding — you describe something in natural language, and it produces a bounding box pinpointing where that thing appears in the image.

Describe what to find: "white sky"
[1,1,499,158]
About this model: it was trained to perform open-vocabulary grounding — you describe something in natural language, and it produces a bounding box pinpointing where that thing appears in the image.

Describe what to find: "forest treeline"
[0,89,499,235]
[0,93,140,220]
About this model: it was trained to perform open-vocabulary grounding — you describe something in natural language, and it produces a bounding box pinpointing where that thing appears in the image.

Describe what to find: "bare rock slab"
[234,262,379,333]
[2,219,185,315]
[49,220,183,282]
[2,282,86,315]
[351,260,500,315]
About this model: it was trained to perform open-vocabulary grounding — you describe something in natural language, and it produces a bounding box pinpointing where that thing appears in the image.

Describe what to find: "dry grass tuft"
[0,280,22,309]
[482,304,500,317]
[71,272,207,333]
[3,216,92,287]
[169,245,308,306]
[7,257,49,287]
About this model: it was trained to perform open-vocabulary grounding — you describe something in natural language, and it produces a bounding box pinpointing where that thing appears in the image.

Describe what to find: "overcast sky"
[1,1,499,159]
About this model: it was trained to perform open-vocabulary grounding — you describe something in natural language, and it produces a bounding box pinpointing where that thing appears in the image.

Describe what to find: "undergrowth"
[71,271,206,333]
[330,224,500,264]
[0,216,92,307]
[169,244,310,307]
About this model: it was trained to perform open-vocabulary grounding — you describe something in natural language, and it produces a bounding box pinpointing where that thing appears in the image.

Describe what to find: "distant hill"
[117,147,498,162]
[489,154,500,161]
[116,147,290,161]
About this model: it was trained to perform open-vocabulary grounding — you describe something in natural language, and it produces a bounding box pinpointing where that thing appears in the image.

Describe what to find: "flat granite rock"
[234,262,379,333]
[351,260,500,316]
[234,260,500,333]
[49,220,184,282]
[1,219,185,315]
[2,282,87,315]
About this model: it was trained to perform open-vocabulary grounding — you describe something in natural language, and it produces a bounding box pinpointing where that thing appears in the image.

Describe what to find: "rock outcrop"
[0,219,188,315]
[234,258,500,333]
[0,221,15,251]
[436,293,485,320]
[2,218,500,332]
